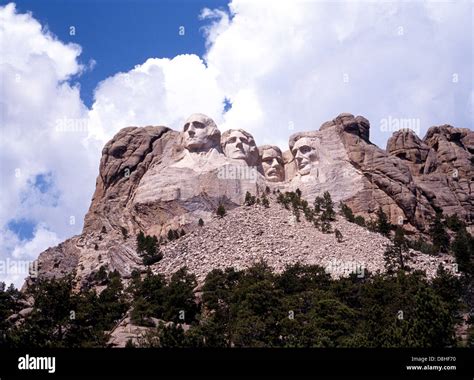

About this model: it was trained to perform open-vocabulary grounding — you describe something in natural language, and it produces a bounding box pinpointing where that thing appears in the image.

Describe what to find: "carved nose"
[235,139,243,149]
[271,158,279,167]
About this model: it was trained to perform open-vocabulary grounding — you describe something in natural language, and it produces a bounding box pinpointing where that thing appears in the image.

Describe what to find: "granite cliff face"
[29,113,473,286]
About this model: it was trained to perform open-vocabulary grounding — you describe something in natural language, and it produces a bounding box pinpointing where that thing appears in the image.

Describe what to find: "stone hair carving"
[289,131,320,176]
[181,113,221,153]
[258,145,284,182]
[221,129,260,167]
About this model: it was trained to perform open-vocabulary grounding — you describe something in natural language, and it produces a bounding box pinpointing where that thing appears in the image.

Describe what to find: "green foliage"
[376,207,391,237]
[451,229,473,274]
[261,193,270,208]
[384,227,409,274]
[409,237,437,255]
[92,265,108,285]
[335,229,343,243]
[162,268,198,323]
[314,192,335,225]
[198,218,204,227]
[2,261,465,349]
[429,213,450,253]
[130,270,167,326]
[339,202,355,223]
[0,283,22,347]
[159,263,459,348]
[354,215,366,227]
[244,191,256,206]
[4,275,120,348]
[217,204,226,218]
[130,267,198,326]
[167,229,180,241]
[137,232,162,265]
[445,214,466,232]
[321,220,332,234]
[321,191,335,221]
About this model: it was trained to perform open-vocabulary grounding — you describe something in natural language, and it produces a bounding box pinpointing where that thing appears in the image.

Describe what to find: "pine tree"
[198,218,204,227]
[217,204,226,218]
[121,226,128,240]
[261,193,270,208]
[376,207,391,237]
[137,231,146,251]
[335,229,343,242]
[384,227,409,274]
[322,191,335,221]
[451,229,472,273]
[314,196,323,214]
[137,233,162,265]
[340,202,355,223]
[429,213,450,253]
[321,220,331,234]
[244,191,256,206]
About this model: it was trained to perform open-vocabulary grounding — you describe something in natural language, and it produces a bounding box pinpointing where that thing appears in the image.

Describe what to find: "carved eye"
[194,122,205,129]
[299,145,311,154]
[228,137,237,144]
[184,123,189,132]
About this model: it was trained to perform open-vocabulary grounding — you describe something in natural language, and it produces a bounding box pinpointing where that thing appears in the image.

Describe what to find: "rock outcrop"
[26,113,473,286]
[387,125,473,227]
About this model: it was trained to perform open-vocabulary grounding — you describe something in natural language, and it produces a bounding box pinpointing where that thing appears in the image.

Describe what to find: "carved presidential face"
[182,114,219,153]
[292,137,318,176]
[260,147,284,182]
[222,129,258,166]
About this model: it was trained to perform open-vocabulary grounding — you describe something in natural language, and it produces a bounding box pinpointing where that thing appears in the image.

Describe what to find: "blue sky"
[0,0,472,287]
[10,0,229,107]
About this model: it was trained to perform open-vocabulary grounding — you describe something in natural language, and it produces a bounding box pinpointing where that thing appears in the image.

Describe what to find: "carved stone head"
[289,132,320,176]
[221,129,259,167]
[182,113,221,153]
[258,145,284,182]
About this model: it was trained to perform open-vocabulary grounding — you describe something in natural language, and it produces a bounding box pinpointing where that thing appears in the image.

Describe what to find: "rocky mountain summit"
[28,113,473,286]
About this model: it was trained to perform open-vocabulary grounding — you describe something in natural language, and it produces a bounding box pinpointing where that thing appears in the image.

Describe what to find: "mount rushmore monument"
[30,112,473,284]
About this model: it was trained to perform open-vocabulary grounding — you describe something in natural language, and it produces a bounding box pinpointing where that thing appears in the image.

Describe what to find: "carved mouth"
[267,168,276,175]
[298,160,309,168]
[230,150,246,158]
